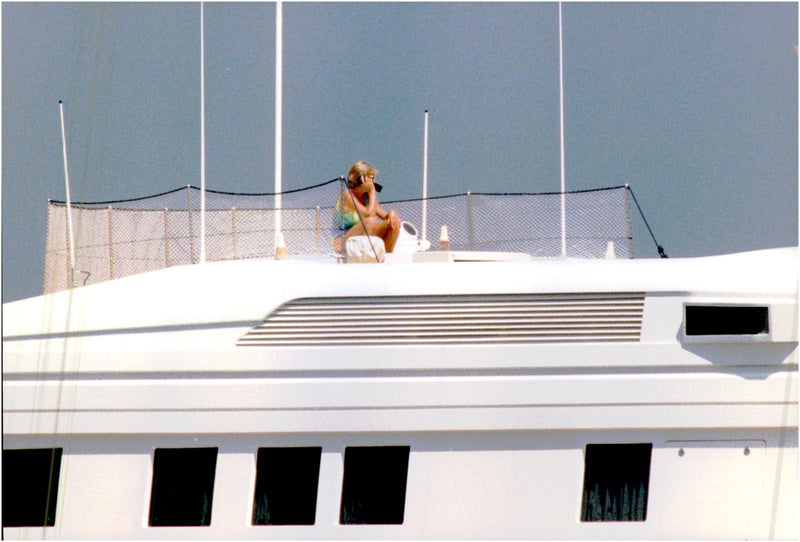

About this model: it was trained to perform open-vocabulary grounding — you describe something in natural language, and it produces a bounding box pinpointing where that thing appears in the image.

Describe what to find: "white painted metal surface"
[3,247,797,539]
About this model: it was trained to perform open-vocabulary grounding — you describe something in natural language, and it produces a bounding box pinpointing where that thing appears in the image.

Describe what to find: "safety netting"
[43,179,632,293]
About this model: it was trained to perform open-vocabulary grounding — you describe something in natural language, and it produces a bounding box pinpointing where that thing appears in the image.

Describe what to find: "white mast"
[421,109,429,243]
[199,1,207,264]
[58,101,77,288]
[558,2,567,257]
[273,0,283,251]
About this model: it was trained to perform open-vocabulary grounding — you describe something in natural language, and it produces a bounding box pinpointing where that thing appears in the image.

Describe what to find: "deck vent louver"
[684,305,769,336]
[237,293,645,347]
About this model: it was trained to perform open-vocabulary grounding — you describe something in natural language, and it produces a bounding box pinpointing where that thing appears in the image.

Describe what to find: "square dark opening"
[581,443,652,522]
[252,447,322,525]
[340,446,410,525]
[2,448,63,527]
[685,305,769,336]
[149,447,218,527]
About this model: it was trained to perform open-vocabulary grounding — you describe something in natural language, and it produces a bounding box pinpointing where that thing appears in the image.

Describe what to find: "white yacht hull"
[3,248,797,539]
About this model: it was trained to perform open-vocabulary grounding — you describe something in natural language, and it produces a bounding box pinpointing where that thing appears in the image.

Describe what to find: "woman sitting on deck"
[334,161,402,253]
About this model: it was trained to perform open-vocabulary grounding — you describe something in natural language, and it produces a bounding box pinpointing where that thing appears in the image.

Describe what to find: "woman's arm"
[374,201,389,220]
[343,182,378,217]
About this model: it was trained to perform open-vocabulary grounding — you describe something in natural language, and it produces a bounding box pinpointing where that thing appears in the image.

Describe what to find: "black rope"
[188,177,342,197]
[467,185,629,197]
[49,185,190,206]
[627,185,668,258]
[50,177,344,205]
[53,179,626,206]
[382,184,630,205]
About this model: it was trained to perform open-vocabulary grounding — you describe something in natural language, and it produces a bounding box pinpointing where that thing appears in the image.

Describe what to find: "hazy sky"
[3,2,797,302]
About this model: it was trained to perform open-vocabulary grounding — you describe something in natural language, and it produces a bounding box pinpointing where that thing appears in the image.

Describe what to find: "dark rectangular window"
[252,447,322,525]
[2,448,63,527]
[340,446,410,525]
[685,305,769,336]
[149,447,218,527]
[581,443,652,522]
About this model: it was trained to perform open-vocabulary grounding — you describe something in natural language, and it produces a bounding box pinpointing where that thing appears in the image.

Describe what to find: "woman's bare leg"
[344,215,401,253]
[344,217,378,241]
[380,213,401,252]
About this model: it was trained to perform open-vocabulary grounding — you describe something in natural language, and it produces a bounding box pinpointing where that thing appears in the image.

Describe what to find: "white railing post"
[59,101,77,288]
[273,1,284,255]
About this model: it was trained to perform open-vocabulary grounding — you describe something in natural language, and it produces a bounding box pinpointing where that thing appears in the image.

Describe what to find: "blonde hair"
[346,161,377,189]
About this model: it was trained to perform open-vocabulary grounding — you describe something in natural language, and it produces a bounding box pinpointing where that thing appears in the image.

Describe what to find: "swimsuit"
[333,197,361,230]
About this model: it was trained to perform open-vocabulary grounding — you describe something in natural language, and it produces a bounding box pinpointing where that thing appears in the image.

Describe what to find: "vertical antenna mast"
[273,0,283,249]
[558,1,567,257]
[421,109,429,242]
[59,101,77,288]
[199,1,207,264]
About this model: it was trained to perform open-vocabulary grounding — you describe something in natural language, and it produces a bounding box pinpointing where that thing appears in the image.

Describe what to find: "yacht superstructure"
[3,246,797,539]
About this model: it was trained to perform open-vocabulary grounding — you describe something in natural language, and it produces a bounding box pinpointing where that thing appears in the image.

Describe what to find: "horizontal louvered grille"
[237,293,645,347]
